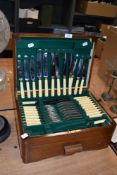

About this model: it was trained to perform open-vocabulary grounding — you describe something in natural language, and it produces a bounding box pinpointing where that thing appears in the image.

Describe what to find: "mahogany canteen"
[14,34,115,163]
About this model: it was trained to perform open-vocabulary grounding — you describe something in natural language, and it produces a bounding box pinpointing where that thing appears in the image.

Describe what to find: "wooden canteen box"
[14,34,115,163]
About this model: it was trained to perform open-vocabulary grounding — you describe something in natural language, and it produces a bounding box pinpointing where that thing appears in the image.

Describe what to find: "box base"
[15,115,115,163]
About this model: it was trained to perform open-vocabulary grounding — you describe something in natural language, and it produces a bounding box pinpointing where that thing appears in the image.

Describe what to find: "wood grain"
[0,110,117,174]
[0,56,117,173]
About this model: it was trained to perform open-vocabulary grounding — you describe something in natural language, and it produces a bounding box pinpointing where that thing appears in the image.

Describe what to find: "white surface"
[21,133,28,139]
[82,42,88,47]
[28,43,34,48]
[65,34,72,38]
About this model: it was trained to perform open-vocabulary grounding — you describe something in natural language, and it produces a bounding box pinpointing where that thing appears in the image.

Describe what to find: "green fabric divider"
[17,92,111,137]
[16,38,92,50]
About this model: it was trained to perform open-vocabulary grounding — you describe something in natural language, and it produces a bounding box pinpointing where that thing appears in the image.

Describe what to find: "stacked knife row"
[21,105,41,126]
[74,96,107,125]
[17,50,90,99]
[21,100,48,127]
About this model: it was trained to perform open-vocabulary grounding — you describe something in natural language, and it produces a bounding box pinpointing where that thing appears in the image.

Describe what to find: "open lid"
[15,35,93,97]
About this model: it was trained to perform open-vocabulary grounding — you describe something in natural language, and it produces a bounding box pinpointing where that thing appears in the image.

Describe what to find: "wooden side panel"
[16,123,115,163]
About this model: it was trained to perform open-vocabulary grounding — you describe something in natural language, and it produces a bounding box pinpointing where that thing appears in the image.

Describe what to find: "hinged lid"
[15,35,93,99]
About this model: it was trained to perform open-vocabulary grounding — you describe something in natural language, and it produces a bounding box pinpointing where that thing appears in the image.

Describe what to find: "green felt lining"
[18,93,111,137]
[16,37,111,137]
[16,37,92,94]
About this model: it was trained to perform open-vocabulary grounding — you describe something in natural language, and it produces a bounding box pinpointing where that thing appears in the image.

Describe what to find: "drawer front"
[24,132,110,163]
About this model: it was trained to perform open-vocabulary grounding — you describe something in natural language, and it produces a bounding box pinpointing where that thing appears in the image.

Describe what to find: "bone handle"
[79,78,84,95]
[68,77,73,95]
[20,80,25,98]
[45,78,48,97]
[32,81,36,98]
[26,81,31,98]
[51,77,55,96]
[74,79,79,95]
[39,79,42,97]
[57,78,61,96]
[63,77,66,95]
